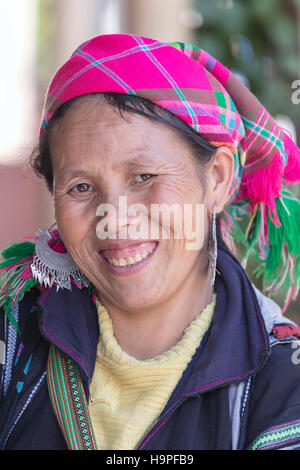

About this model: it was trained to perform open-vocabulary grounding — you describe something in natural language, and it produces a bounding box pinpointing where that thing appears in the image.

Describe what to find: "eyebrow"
[113,153,162,170]
[58,152,163,179]
[65,169,91,178]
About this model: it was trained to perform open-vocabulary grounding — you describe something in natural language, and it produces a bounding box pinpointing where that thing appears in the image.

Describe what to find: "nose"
[96,194,142,240]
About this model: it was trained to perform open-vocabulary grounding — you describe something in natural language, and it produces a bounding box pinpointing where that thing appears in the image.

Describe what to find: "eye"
[135,174,155,183]
[68,183,94,194]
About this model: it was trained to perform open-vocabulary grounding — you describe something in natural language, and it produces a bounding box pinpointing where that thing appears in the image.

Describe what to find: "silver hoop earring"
[208,203,217,286]
[30,226,89,291]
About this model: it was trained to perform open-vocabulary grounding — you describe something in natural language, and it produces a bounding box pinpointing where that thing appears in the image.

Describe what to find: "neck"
[98,271,214,361]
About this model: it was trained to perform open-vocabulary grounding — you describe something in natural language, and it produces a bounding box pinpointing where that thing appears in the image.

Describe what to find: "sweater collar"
[38,247,270,390]
[94,294,216,366]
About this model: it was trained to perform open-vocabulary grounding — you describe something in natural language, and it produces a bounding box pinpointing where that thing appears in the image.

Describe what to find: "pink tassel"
[236,152,284,227]
[0,257,33,273]
[20,264,34,280]
[283,132,300,185]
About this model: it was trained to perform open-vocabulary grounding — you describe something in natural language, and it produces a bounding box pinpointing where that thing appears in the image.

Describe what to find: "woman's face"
[49,96,214,312]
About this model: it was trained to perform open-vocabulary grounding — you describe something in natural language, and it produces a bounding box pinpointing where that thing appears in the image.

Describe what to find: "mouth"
[98,241,158,275]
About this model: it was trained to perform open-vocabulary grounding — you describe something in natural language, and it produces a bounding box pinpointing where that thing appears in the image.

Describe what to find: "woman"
[0,33,300,450]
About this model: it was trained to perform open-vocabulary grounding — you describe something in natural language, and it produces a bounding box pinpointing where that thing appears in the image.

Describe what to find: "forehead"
[50,97,173,147]
[48,96,193,169]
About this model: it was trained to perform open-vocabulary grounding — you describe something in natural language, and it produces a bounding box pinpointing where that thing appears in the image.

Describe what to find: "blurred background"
[0,0,299,320]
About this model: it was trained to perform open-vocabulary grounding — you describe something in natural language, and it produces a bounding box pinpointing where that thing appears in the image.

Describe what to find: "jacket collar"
[177,247,270,398]
[37,247,270,392]
[37,285,99,380]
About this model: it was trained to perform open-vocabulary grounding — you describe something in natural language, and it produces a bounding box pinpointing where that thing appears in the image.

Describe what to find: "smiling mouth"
[106,247,155,266]
[98,241,158,270]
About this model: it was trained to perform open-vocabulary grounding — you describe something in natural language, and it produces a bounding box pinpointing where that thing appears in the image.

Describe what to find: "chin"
[93,267,164,312]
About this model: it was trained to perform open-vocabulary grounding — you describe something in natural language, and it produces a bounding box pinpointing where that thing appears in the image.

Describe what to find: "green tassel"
[225,200,261,265]
[0,241,35,269]
[261,188,300,290]
[226,185,300,309]
[0,237,95,332]
[244,187,300,307]
[0,241,37,333]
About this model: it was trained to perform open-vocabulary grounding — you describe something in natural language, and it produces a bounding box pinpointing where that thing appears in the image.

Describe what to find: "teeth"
[107,248,155,267]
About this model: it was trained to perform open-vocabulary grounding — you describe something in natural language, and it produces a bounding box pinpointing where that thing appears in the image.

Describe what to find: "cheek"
[54,198,97,253]
[149,178,206,242]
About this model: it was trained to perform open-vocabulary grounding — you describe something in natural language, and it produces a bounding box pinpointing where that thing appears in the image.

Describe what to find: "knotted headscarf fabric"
[40,34,300,310]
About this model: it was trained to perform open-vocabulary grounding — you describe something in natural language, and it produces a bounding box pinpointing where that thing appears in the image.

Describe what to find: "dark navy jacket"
[1,247,300,450]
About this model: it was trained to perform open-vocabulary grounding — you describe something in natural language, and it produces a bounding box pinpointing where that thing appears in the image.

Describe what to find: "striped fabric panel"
[43,39,166,126]
[133,35,199,130]
[249,420,300,450]
[76,47,134,94]
[242,115,285,165]
[3,304,19,397]
[47,344,97,450]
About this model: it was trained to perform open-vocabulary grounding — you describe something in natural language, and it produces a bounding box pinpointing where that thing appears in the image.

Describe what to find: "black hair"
[30,92,217,192]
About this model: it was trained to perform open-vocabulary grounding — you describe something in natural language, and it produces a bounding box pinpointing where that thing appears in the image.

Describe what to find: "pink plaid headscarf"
[40,34,300,307]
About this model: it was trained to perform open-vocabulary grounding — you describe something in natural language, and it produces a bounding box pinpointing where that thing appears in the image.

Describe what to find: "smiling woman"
[1,34,300,451]
[33,93,225,349]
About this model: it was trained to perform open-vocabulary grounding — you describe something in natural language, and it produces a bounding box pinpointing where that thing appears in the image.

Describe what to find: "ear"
[205,146,235,212]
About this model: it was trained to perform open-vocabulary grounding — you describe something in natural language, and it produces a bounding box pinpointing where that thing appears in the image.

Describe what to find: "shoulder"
[0,230,71,328]
[246,338,300,450]
[0,233,93,331]
[246,285,300,450]
[252,283,300,342]
[0,239,41,331]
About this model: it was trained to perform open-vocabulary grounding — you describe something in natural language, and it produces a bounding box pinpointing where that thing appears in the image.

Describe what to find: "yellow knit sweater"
[89,294,216,450]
